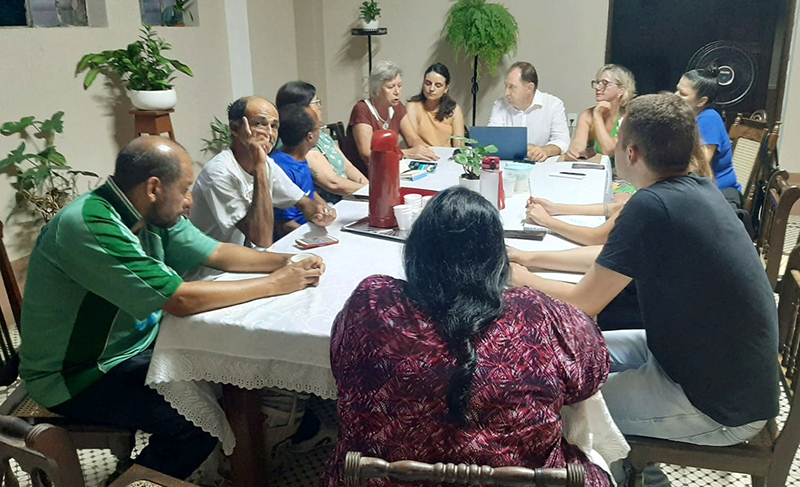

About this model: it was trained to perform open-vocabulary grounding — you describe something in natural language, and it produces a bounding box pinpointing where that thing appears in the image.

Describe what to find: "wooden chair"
[730,113,770,198]
[755,170,800,289]
[0,415,195,486]
[742,121,781,222]
[344,452,586,487]
[625,260,800,487]
[0,222,136,474]
[326,121,346,147]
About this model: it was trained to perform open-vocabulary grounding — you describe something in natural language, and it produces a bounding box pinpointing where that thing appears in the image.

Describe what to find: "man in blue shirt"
[272,103,323,238]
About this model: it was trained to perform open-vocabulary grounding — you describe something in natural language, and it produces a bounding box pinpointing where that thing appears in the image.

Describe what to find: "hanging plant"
[442,0,519,77]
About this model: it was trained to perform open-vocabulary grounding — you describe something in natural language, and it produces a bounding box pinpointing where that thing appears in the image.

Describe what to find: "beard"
[146,204,181,229]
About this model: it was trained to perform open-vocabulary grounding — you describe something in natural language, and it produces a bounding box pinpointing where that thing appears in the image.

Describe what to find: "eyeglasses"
[310,99,323,107]
[591,79,619,90]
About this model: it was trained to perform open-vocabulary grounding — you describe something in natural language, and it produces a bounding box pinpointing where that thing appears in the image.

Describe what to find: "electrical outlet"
[567,113,578,127]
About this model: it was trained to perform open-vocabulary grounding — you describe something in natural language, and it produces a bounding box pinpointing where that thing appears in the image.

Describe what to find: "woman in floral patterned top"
[276,81,367,203]
[323,187,611,486]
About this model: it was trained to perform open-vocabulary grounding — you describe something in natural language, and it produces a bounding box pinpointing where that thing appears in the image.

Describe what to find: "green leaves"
[443,0,519,76]
[1,116,36,136]
[0,112,98,221]
[449,139,498,177]
[359,0,381,22]
[75,23,193,91]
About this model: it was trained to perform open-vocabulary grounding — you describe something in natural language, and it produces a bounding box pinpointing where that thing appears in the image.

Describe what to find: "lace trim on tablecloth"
[146,349,338,455]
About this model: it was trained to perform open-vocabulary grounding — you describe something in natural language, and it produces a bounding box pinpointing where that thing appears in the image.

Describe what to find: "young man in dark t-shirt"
[510,93,778,445]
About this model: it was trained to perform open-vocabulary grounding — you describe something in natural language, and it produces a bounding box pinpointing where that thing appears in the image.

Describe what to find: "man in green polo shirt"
[19,136,325,479]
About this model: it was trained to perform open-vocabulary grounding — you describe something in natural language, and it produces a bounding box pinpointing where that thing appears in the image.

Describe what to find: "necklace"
[365,99,394,130]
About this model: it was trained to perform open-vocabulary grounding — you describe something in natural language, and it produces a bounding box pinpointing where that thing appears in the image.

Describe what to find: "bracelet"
[603,203,609,219]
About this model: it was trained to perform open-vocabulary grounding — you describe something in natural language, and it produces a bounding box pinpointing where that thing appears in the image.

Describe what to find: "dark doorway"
[607,0,795,125]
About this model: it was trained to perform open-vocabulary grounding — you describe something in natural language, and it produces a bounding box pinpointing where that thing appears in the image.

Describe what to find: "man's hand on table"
[526,202,554,227]
[311,201,337,226]
[527,197,562,216]
[526,144,548,162]
[270,256,326,294]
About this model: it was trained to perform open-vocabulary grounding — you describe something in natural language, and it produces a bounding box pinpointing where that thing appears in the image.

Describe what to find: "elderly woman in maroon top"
[323,186,611,486]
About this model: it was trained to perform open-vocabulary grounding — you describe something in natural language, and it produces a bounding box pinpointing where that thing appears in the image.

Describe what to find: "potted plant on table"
[164,0,196,26]
[450,136,497,192]
[443,0,519,125]
[359,0,381,30]
[0,112,98,222]
[76,24,194,111]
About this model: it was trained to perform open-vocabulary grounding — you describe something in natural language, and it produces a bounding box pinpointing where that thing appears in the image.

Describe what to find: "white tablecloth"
[145,149,625,460]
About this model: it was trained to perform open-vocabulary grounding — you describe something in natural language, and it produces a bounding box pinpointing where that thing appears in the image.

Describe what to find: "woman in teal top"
[565,64,636,164]
[276,81,368,203]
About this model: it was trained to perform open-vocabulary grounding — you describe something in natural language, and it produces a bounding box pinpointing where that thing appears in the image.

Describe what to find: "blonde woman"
[565,64,636,161]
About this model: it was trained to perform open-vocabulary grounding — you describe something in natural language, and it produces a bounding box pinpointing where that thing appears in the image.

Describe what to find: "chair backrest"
[773,264,800,475]
[0,415,85,487]
[750,109,768,124]
[343,451,585,487]
[0,222,21,387]
[327,121,346,147]
[742,121,781,233]
[757,170,800,289]
[729,113,769,192]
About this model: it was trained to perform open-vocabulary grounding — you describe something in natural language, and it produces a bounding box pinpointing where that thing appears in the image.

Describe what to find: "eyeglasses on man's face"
[310,99,323,107]
[591,79,619,90]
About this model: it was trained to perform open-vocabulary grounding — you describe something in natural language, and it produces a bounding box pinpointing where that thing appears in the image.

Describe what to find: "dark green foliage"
[443,0,519,76]
[76,24,194,91]
[0,112,98,221]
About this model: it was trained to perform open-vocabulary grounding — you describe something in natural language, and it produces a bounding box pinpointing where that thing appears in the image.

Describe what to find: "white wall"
[779,1,800,172]
[0,0,234,260]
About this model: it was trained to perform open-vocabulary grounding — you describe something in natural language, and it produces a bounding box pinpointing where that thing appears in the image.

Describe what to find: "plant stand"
[129,110,176,141]
[471,55,479,127]
[351,27,388,74]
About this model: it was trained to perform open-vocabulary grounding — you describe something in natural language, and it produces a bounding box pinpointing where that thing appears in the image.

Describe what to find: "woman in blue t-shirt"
[676,67,741,201]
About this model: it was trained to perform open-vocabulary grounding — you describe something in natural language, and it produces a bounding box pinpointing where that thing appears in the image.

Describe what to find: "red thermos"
[368,130,403,228]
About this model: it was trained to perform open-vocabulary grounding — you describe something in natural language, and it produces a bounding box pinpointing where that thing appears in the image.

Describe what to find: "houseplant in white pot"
[450,136,497,192]
[359,0,381,30]
[76,25,193,111]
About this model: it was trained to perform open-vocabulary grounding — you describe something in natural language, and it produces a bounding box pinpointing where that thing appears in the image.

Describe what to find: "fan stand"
[471,55,479,126]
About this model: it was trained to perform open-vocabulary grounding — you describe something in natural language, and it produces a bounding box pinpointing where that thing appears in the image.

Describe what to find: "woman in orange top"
[406,63,466,147]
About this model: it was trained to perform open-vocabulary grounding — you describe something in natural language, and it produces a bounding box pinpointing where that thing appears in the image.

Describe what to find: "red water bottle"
[369,130,403,228]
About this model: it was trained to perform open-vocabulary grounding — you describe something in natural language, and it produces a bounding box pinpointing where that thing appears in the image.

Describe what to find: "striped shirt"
[19,178,218,408]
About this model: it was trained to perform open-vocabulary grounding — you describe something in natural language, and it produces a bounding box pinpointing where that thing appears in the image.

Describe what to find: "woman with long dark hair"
[406,63,466,147]
[322,187,611,487]
[676,66,741,201]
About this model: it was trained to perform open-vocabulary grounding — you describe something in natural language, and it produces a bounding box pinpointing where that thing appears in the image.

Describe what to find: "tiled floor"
[4,380,800,486]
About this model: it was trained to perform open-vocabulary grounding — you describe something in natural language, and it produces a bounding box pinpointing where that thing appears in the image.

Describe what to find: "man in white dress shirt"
[488,62,570,161]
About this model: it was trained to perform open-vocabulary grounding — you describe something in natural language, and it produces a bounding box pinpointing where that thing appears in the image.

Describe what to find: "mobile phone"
[571,163,605,170]
[295,235,339,249]
[549,171,586,180]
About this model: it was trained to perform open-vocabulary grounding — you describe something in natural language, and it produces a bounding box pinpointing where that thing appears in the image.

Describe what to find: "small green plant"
[359,0,381,22]
[0,112,98,221]
[450,136,498,179]
[443,0,519,77]
[164,0,196,26]
[202,116,232,155]
[76,24,194,91]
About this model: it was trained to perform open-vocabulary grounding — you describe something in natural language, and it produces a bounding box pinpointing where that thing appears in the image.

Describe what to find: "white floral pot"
[126,88,177,111]
[459,175,481,192]
[361,19,379,30]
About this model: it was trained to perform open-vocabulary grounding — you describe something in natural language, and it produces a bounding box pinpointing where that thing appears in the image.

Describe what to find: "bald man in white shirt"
[488,62,570,162]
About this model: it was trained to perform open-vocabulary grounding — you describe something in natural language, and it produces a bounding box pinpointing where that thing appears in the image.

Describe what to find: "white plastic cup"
[421,195,433,206]
[503,175,515,198]
[404,193,423,208]
[290,252,319,264]
[393,204,413,232]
